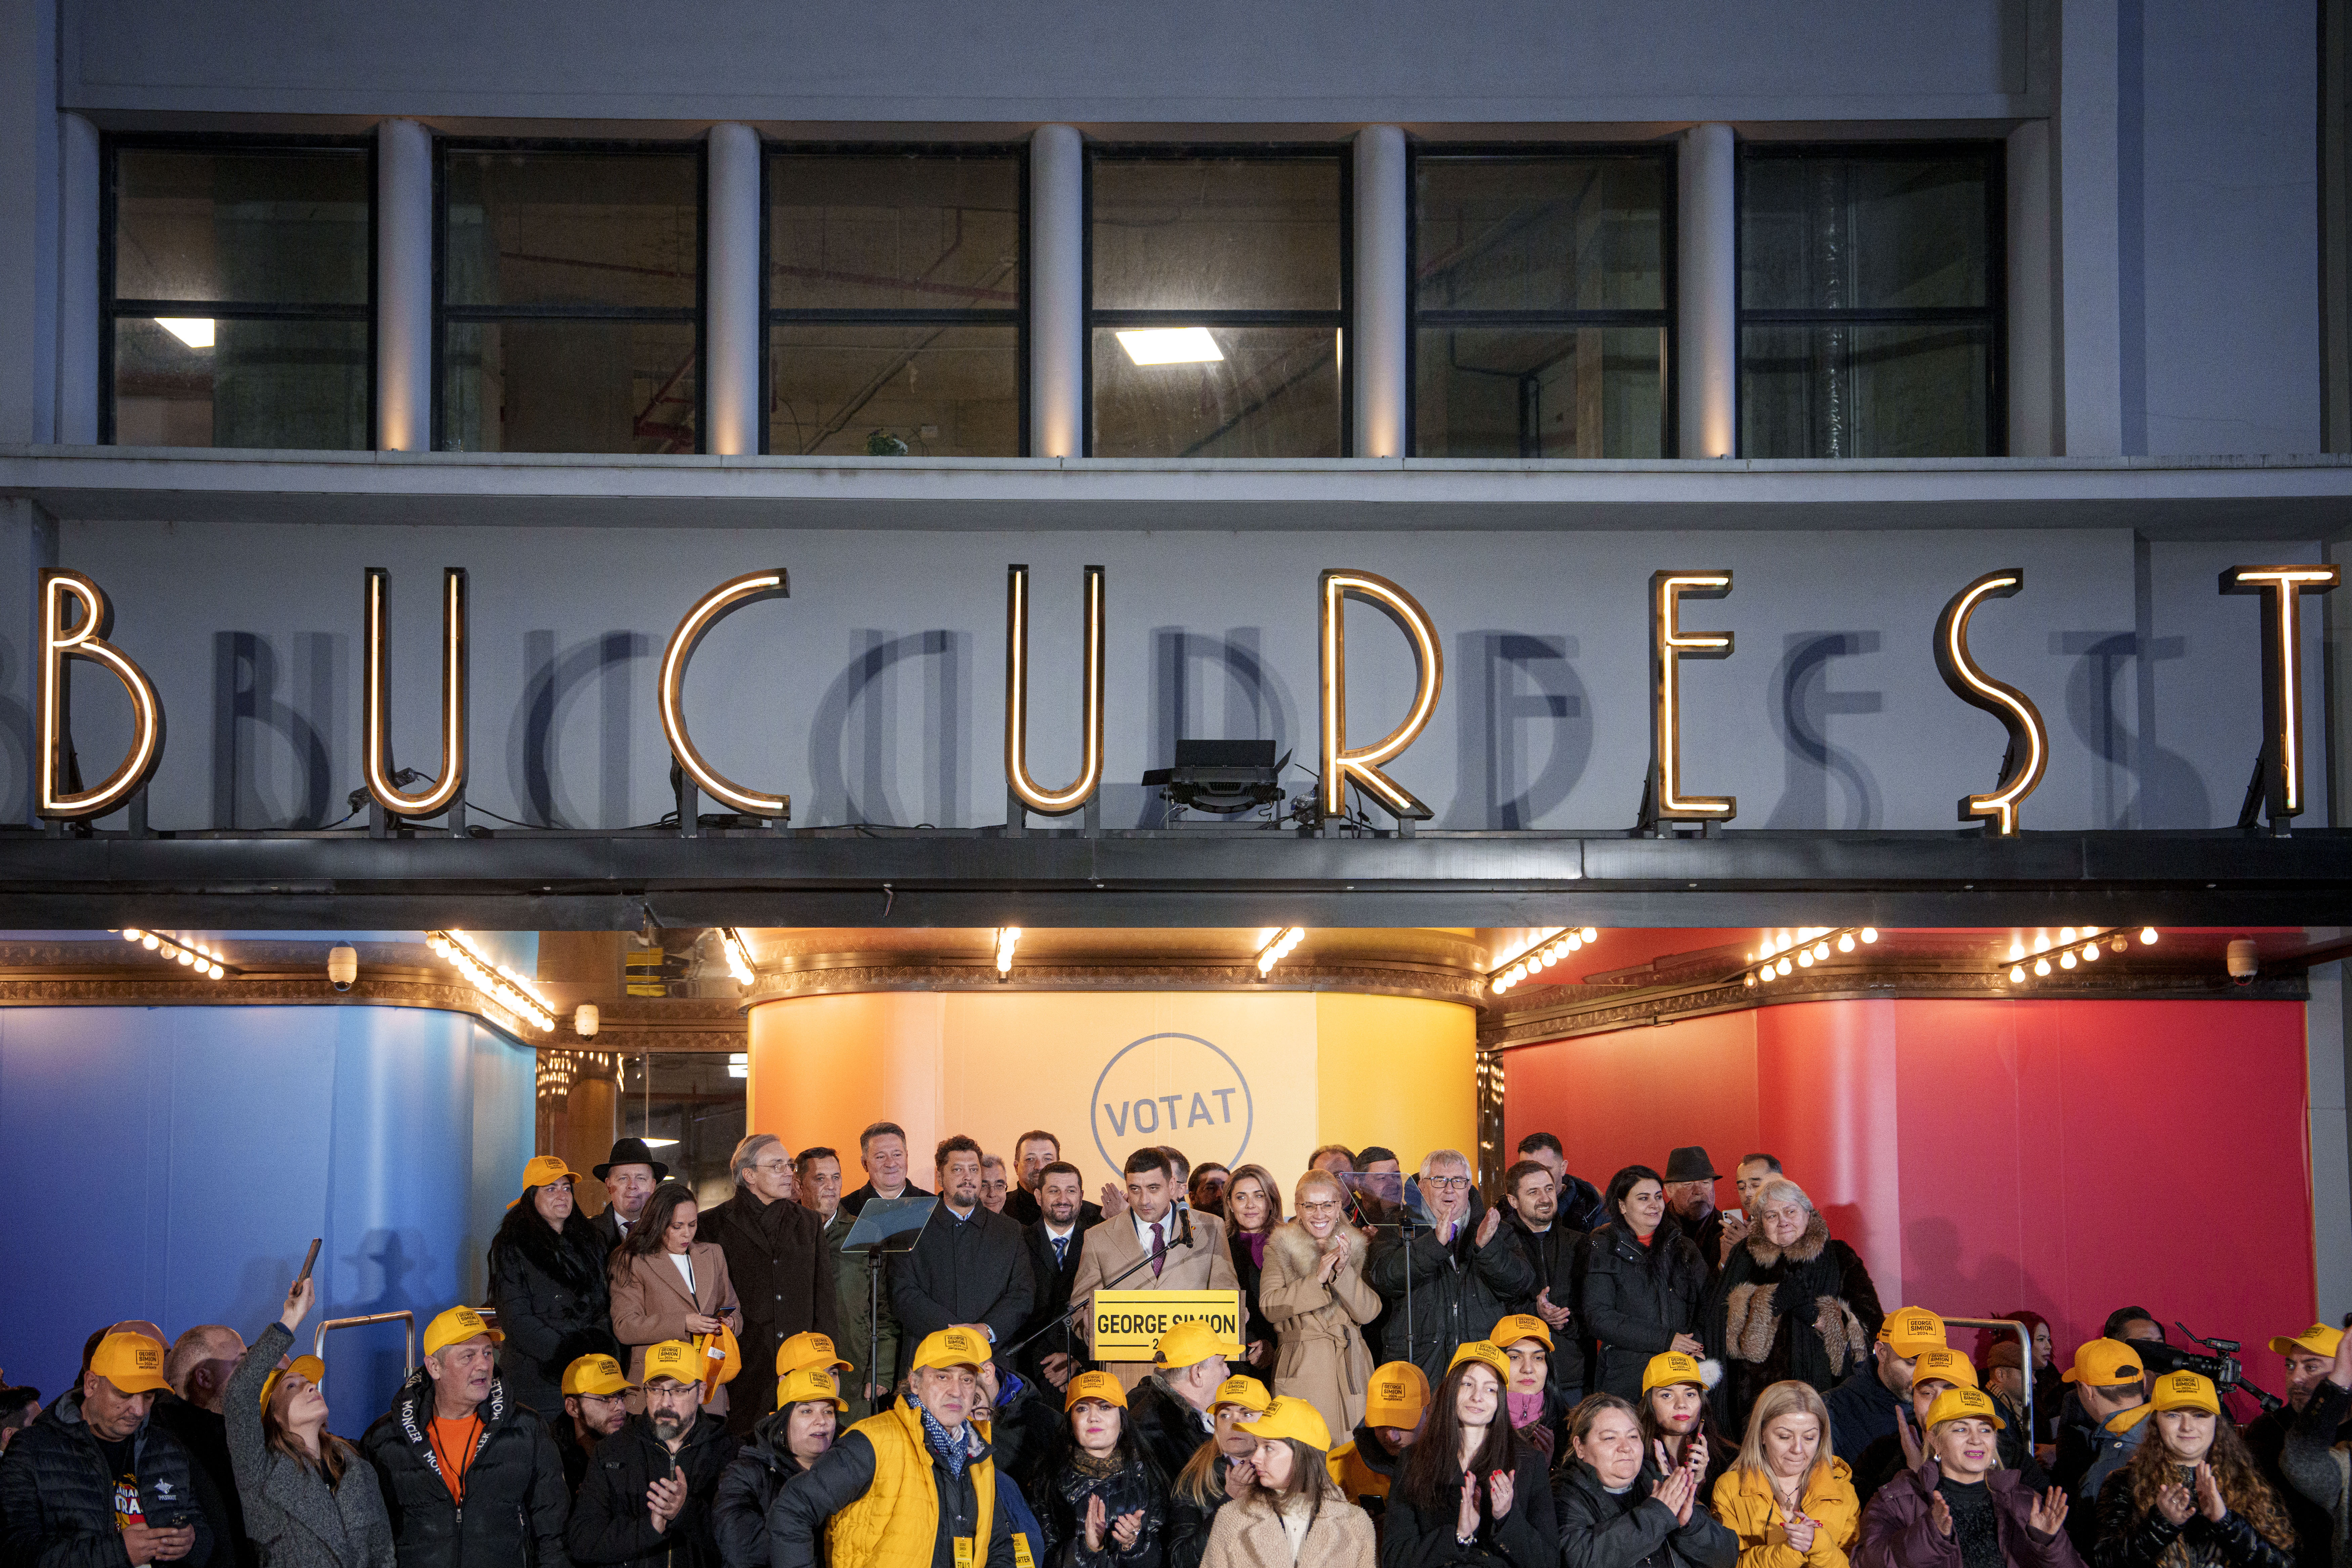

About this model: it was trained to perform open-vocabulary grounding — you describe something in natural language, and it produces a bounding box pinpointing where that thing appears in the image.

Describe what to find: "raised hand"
[1111,1510,1144,1550]
[1084,1493,1108,1552]
[1458,1471,1483,1538]
[1223,1457,1255,1501]
[1100,1182,1129,1220]
[1536,1287,1573,1328]
[647,1472,687,1532]
[2194,1463,2226,1524]
[1929,1493,1954,1538]
[2155,1480,2192,1527]
[1040,1351,1074,1389]
[1670,1332,1705,1357]
[1318,1243,1346,1284]
[280,1274,316,1331]
[1896,1411,1924,1471]
[1475,1206,1503,1247]
[2029,1487,2071,1537]
[1685,1433,1710,1479]
[1488,1468,1515,1518]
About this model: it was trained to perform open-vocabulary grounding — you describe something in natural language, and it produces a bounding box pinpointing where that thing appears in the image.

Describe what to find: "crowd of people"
[7,1128,2352,1568]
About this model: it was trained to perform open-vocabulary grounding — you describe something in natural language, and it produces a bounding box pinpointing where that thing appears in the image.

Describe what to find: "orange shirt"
[428,1414,484,1502]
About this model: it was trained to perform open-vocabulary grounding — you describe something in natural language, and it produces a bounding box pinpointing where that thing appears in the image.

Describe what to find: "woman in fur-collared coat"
[1259,1168,1384,1440]
[1705,1176,1884,1434]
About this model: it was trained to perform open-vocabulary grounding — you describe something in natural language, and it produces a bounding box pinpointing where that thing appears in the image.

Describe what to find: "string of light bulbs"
[994,927,1021,977]
[2004,925,2156,984]
[1257,927,1306,975]
[118,928,233,979]
[427,929,555,1032]
[1744,926,1879,988]
[1489,926,1602,995]
[719,928,756,986]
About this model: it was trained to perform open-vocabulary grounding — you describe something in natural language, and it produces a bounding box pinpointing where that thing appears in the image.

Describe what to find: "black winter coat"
[151,1395,254,1568]
[1365,1195,1538,1390]
[892,1206,1037,1349]
[359,1370,573,1568]
[565,1413,739,1568]
[0,1390,220,1568]
[1579,1223,1708,1402]
[2245,1398,2344,1568]
[1823,1361,1904,1468]
[1124,1383,1214,1501]
[1378,1446,1555,1568]
[490,1205,621,1424]
[699,1190,839,1440]
[1226,1232,1275,1372]
[1552,1460,1736,1568]
[1705,1213,1882,1432]
[1037,1455,1163,1568]
[766,1414,1017,1568]
[709,1412,809,1568]
[1160,1458,1234,1568]
[2091,1466,2296,1568]
[1503,1213,1587,1396]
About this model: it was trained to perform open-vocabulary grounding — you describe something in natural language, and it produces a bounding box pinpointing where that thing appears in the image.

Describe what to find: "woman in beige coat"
[1200,1396,1375,1568]
[1258,1168,1383,1441]
[607,1179,745,1417]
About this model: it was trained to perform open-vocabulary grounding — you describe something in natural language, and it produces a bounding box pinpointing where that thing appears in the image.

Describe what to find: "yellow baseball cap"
[1643,1352,1708,1395]
[1244,1395,1332,1451]
[1912,1348,1979,1390]
[1212,1374,1272,1415]
[522,1154,584,1190]
[2271,1323,2346,1359]
[640,1340,706,1386]
[1153,1320,1244,1370]
[776,1366,849,1413]
[1879,1307,1948,1356]
[910,1326,991,1373]
[1490,1314,1552,1351]
[257,1355,324,1411]
[88,1333,171,1396]
[1924,1386,2005,1430]
[775,1331,853,1377]
[422,1306,503,1359]
[1364,1362,1429,1428]
[562,1354,631,1397]
[2061,1339,2145,1388]
[1064,1370,1129,1411]
[1448,1341,1510,1382]
[2117,1370,2219,1429]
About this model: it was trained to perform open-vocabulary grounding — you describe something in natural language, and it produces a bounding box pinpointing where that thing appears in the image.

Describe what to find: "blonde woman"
[1260,1167,1383,1439]
[1712,1380,1860,1568]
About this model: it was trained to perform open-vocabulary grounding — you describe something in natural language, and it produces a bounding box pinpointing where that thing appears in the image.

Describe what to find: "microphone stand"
[1000,1205,1193,1363]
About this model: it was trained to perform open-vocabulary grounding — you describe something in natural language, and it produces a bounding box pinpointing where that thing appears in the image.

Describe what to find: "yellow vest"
[826,1399,997,1568]
[1326,1440,1394,1505]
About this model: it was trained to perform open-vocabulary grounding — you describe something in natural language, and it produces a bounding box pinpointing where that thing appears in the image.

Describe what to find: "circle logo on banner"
[1090,1032,1254,1171]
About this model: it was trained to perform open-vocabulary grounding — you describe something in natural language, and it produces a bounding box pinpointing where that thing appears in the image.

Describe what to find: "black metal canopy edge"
[0,828,2345,930]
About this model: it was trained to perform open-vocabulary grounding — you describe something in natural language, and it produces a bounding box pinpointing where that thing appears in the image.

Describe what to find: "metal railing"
[312,1310,417,1374]
[1943,1316,2034,1430]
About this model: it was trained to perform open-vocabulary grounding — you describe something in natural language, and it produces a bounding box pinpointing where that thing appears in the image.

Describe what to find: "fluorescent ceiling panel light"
[156,317,215,348]
[1117,327,1222,366]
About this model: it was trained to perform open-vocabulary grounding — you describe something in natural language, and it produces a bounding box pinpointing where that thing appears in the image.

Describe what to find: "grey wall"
[39,518,2329,835]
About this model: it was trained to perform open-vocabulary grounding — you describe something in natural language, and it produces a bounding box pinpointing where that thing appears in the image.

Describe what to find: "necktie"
[1150,1221,1167,1277]
[1052,1235,1068,1268]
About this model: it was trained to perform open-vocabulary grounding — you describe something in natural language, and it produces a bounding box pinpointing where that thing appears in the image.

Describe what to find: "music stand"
[843,1195,937,1410]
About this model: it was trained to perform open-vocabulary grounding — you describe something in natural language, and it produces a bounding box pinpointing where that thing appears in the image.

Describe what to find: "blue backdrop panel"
[0,1004,535,1429]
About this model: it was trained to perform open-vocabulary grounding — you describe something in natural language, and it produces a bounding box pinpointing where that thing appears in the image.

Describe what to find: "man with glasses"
[555,1354,634,1495]
[1365,1149,1535,1389]
[701,1133,839,1437]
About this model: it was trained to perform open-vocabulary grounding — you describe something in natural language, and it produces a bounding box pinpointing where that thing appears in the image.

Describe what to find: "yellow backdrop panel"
[747,989,1475,1193]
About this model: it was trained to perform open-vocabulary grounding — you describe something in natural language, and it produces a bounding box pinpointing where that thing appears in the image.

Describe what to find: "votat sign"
[32,560,2339,835]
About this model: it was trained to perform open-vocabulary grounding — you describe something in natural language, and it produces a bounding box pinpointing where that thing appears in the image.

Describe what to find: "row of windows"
[102,136,2003,459]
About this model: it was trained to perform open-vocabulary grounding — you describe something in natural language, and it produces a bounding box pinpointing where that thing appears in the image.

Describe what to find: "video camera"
[2134,1321,2282,1414]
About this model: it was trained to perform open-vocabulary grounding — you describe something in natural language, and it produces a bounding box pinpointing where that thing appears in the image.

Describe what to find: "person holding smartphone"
[225,1273,396,1568]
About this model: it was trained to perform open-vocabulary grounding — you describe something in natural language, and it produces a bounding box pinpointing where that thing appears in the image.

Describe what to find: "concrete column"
[0,498,59,825]
[1677,123,1736,459]
[2005,121,2057,458]
[706,123,762,456]
[1029,124,1085,458]
[376,118,434,452]
[2056,0,2126,456]
[1352,125,1408,459]
[55,114,98,446]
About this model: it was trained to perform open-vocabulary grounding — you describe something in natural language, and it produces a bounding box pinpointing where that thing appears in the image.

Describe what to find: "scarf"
[1244,1231,1270,1270]
[917,1401,976,1478]
[1507,1392,1546,1428]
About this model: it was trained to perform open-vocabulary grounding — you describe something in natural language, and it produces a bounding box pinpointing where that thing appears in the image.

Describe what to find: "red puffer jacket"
[1854,1461,2087,1568]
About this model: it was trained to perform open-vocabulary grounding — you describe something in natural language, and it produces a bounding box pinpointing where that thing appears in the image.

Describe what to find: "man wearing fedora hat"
[1662,1147,1732,1279]
[592,1138,670,1252]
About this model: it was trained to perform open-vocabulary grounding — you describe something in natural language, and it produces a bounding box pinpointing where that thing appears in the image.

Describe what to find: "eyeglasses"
[1300,1201,1342,1215]
[1426,1176,1472,1191]
[753,1160,793,1175]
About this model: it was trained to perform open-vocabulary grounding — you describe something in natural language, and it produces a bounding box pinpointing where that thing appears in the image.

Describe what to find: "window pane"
[442,320,699,453]
[114,148,370,305]
[112,316,368,449]
[1091,158,1342,312]
[1741,154,1991,311]
[768,154,1021,312]
[443,151,700,310]
[1740,322,1989,457]
[1416,326,1666,457]
[1414,157,1667,313]
[1091,326,1340,457]
[768,324,1018,455]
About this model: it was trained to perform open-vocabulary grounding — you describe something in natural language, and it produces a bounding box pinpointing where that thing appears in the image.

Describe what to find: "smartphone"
[296,1238,322,1286]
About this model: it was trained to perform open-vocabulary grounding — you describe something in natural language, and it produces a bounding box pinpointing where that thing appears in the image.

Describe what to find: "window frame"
[1405,139,1680,459]
[431,135,709,455]
[99,130,379,449]
[758,139,1030,458]
[1734,138,2008,459]
[1083,141,1354,458]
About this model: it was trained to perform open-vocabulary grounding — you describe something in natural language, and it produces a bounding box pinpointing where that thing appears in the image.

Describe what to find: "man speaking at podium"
[1067,1148,1241,1388]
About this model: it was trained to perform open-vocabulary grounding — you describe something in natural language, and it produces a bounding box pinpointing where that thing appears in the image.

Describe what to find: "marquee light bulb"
[1860,928,1878,943]
[1812,941,1830,961]
[1837,933,1855,953]
[2060,952,2077,970]
[2081,943,2100,962]
[2060,927,2077,943]
[121,928,142,941]
[2083,927,2101,938]
[142,933,160,950]
[2009,964,2026,983]
[1776,957,1792,977]
[1745,973,1757,988]
[1798,951,1814,968]
[2140,927,2158,944]
[2007,940,2024,961]
[2033,957,2051,976]
[1581,926,1598,942]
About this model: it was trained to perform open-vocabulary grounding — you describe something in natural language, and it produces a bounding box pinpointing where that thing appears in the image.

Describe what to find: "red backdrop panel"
[1507,998,2314,1365]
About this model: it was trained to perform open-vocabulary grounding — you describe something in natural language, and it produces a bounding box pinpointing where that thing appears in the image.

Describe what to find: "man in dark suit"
[1014,1160,1090,1392]
[1002,1130,1104,1228]
[590,1137,668,1250]
[699,1132,839,1437]
[891,1135,1035,1352]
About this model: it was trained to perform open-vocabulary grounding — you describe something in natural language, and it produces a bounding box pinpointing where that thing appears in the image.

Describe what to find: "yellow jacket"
[826,1398,997,1568]
[1325,1438,1398,1506]
[1710,1459,1860,1568]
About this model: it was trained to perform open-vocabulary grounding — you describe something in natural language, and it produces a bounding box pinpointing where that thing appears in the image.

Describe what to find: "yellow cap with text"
[1489,1314,1552,1351]
[1878,1307,1948,1356]
[1244,1395,1333,1452]
[2270,1323,2346,1360]
[1912,1348,1978,1390]
[1153,1319,1244,1370]
[1211,1374,1272,1415]
[2061,1338,2145,1388]
[910,1326,990,1373]
[776,1366,849,1413]
[422,1306,503,1359]
[775,1331,853,1377]
[1923,1385,2005,1430]
[1447,1340,1511,1382]
[640,1340,704,1386]
[1364,1362,1429,1428]
[562,1354,631,1397]
[1064,1370,1130,1411]
[1642,1352,1708,1395]
[88,1333,171,1395]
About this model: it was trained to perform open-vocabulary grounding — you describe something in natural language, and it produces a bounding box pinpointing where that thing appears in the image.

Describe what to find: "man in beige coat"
[1068,1147,1242,1388]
